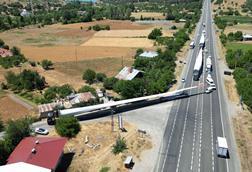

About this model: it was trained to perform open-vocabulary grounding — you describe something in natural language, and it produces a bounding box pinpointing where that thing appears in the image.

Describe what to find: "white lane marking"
[175,82,192,172]
[210,93,215,172]
[209,0,230,171]
[160,6,204,171]
[160,100,181,171]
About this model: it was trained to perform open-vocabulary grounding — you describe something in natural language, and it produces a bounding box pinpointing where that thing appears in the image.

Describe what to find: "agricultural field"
[226,42,252,51]
[131,12,166,20]
[213,0,246,13]
[225,23,252,34]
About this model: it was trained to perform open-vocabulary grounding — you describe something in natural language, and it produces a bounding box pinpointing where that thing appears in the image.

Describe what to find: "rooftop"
[7,137,67,170]
[0,162,51,172]
[139,51,158,58]
[115,66,143,81]
[0,48,13,57]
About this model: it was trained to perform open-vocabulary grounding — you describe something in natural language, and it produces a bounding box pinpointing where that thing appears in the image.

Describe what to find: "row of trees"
[5,70,46,91]
[83,69,107,84]
[226,49,252,110]
[219,31,243,45]
[0,40,27,69]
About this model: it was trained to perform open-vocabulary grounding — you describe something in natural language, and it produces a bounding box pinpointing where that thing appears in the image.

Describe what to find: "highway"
[156,0,240,172]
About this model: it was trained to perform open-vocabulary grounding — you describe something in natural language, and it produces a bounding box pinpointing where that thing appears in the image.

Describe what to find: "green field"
[226,42,252,52]
[222,16,252,23]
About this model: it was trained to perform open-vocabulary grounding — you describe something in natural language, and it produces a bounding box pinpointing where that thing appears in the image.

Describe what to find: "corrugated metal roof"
[115,66,142,81]
[70,92,95,104]
[7,137,67,170]
[0,162,51,172]
[139,51,158,58]
[38,102,61,113]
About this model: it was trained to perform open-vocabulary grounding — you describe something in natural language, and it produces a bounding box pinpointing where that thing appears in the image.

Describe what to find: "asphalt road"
[156,0,240,171]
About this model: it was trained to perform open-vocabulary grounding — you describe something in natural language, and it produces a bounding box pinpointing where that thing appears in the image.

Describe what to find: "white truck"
[206,56,212,71]
[193,48,203,81]
[199,33,205,48]
[216,137,229,158]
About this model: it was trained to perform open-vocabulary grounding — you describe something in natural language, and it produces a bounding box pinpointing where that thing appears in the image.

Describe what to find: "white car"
[181,78,186,83]
[205,86,215,93]
[35,128,49,135]
[209,84,216,90]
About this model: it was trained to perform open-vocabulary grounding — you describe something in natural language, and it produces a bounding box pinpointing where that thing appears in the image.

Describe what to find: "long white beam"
[59,86,198,116]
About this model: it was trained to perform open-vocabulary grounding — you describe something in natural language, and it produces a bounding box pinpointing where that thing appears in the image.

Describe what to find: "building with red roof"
[7,137,67,171]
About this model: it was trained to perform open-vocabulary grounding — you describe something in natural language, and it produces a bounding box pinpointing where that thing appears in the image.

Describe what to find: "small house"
[67,92,95,105]
[115,66,143,81]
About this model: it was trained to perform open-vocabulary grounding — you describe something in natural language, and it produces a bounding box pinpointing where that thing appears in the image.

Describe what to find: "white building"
[139,51,158,58]
[243,34,252,41]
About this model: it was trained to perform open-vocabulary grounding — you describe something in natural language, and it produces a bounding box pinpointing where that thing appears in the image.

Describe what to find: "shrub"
[41,59,53,70]
[170,25,177,30]
[96,73,107,82]
[103,77,118,90]
[100,167,110,172]
[148,28,162,40]
[78,85,97,97]
[83,69,96,84]
[0,116,4,132]
[112,137,127,154]
[55,116,81,138]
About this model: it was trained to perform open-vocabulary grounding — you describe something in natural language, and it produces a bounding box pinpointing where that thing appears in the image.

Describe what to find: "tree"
[0,39,5,47]
[170,25,177,30]
[100,167,110,172]
[78,85,97,97]
[44,87,57,101]
[4,117,32,150]
[148,28,162,40]
[135,48,144,58]
[41,59,53,70]
[10,46,21,56]
[112,137,127,154]
[55,116,81,138]
[57,84,73,98]
[83,69,96,84]
[0,116,4,132]
[234,31,243,41]
[0,140,9,165]
[103,77,118,90]
[96,73,107,82]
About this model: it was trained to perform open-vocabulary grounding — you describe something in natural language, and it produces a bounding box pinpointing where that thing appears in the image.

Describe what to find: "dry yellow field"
[131,12,166,20]
[94,29,174,38]
[81,37,154,48]
[225,24,252,34]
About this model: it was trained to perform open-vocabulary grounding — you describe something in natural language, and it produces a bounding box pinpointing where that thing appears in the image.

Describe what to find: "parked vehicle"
[206,77,214,85]
[216,137,229,158]
[206,56,212,72]
[35,128,49,135]
[181,78,186,83]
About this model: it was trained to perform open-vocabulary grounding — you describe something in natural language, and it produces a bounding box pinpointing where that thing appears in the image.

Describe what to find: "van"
[206,77,214,85]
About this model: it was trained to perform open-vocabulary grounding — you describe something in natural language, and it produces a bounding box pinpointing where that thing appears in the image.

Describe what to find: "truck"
[206,56,212,71]
[216,137,229,158]
[199,33,205,48]
[193,48,203,81]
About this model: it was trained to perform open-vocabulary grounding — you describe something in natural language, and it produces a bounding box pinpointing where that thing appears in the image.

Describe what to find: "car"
[205,86,215,93]
[209,84,216,90]
[181,78,186,83]
[35,128,49,135]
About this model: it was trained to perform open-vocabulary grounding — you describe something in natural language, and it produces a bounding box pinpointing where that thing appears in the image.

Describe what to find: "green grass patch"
[222,16,252,24]
[23,38,42,44]
[226,42,252,52]
[14,31,26,34]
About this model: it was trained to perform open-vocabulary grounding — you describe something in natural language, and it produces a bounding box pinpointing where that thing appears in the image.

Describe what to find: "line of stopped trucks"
[184,26,229,159]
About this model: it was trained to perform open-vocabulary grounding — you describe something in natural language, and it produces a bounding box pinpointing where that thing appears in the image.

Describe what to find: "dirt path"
[8,94,35,110]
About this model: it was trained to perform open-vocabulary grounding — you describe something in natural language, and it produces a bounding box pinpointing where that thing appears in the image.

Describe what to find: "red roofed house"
[7,137,67,171]
[0,48,13,57]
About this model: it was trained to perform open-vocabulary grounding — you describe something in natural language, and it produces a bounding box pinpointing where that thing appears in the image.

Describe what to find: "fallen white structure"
[59,86,198,116]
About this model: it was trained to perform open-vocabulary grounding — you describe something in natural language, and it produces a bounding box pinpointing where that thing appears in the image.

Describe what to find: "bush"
[0,116,4,132]
[170,25,177,30]
[135,48,144,58]
[148,28,162,40]
[83,69,96,84]
[55,116,81,138]
[100,167,110,172]
[96,73,107,82]
[41,59,53,70]
[103,77,118,90]
[112,137,127,154]
[29,61,36,67]
[78,85,97,97]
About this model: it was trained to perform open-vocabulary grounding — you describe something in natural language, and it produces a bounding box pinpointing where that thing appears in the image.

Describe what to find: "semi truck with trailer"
[199,33,205,48]
[193,48,203,81]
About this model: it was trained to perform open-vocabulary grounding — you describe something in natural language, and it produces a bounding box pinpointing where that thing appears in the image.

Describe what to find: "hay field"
[81,37,154,48]
[94,29,173,38]
[225,24,252,35]
[131,12,166,20]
